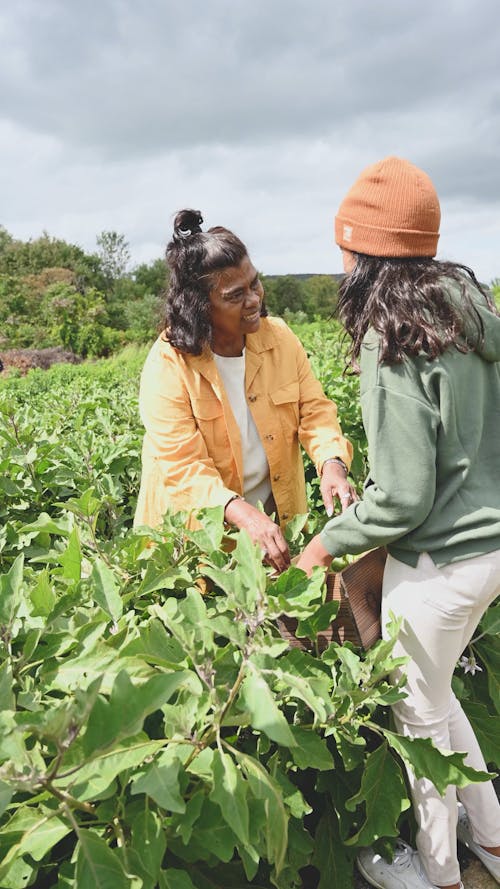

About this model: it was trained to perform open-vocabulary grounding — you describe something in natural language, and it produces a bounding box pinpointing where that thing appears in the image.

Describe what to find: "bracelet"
[321,457,348,476]
[224,494,244,510]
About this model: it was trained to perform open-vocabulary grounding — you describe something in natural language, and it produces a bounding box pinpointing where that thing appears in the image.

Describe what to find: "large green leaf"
[479,603,500,638]
[0,554,24,626]
[209,750,250,845]
[234,749,288,872]
[0,781,13,819]
[59,527,82,582]
[83,669,194,754]
[59,736,165,801]
[0,807,71,879]
[462,700,500,766]
[382,727,493,794]
[312,804,353,889]
[90,557,123,621]
[288,725,334,771]
[0,661,15,711]
[131,809,166,885]
[160,870,197,889]
[475,638,500,713]
[76,830,140,889]
[345,741,410,845]
[239,668,296,747]
[131,755,186,813]
[29,567,57,618]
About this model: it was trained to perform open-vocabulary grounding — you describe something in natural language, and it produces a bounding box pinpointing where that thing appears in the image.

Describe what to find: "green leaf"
[0,807,71,879]
[476,638,500,713]
[188,505,225,551]
[479,603,500,637]
[59,736,165,802]
[83,670,195,755]
[20,512,71,537]
[210,749,250,845]
[268,565,325,617]
[30,568,56,617]
[187,798,237,862]
[296,600,339,639]
[137,563,192,596]
[0,781,13,819]
[131,809,166,884]
[90,558,123,621]
[0,661,15,711]
[234,749,288,873]
[76,830,138,889]
[160,869,197,889]
[288,725,334,771]
[59,527,82,582]
[312,804,354,889]
[240,668,296,747]
[345,741,410,845]
[462,701,500,766]
[131,755,186,813]
[0,554,24,626]
[382,727,494,794]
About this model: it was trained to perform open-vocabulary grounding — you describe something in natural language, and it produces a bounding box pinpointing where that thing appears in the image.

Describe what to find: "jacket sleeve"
[320,382,439,557]
[137,345,238,522]
[291,330,353,473]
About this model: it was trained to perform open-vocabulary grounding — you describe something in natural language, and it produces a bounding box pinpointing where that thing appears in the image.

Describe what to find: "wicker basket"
[276,547,387,651]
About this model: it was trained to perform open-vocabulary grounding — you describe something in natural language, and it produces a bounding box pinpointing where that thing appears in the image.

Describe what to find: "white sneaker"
[357,839,456,888]
[457,803,500,883]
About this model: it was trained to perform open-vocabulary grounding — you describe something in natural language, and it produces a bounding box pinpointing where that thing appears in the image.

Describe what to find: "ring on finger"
[340,493,351,501]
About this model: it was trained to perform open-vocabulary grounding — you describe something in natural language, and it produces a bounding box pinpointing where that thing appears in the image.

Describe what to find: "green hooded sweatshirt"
[320,283,500,567]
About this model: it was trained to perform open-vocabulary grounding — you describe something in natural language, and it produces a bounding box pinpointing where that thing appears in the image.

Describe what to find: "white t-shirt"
[214,350,272,508]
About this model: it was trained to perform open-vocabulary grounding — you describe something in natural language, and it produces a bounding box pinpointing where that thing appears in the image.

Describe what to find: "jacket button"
[282,513,289,520]
[248,394,257,402]
[265,434,274,441]
[273,474,280,481]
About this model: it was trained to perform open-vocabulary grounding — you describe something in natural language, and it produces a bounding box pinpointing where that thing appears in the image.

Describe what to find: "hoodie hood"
[448,279,500,363]
[467,290,500,363]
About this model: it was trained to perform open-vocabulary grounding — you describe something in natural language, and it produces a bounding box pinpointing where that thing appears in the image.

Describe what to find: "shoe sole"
[356,858,386,889]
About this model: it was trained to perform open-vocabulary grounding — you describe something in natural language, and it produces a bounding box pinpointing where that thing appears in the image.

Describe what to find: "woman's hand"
[224,498,291,574]
[295,535,332,577]
[320,461,358,517]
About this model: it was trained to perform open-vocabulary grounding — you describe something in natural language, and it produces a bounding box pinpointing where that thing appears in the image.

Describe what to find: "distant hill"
[264,273,344,283]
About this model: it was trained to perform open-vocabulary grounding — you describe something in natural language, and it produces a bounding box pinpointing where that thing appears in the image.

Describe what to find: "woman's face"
[209,255,264,353]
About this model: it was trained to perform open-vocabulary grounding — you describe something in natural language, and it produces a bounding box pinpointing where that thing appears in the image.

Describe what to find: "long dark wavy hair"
[337,255,495,368]
[163,209,267,355]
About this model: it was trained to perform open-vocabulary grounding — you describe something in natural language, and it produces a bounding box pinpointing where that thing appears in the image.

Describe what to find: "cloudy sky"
[1,0,500,281]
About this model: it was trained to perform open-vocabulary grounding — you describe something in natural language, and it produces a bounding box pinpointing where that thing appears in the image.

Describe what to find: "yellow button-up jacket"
[134,317,352,529]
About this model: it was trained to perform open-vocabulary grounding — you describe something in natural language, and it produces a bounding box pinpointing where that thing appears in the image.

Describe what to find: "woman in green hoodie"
[297,157,500,889]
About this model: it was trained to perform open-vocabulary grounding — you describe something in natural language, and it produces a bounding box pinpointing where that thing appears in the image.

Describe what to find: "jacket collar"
[185,317,277,384]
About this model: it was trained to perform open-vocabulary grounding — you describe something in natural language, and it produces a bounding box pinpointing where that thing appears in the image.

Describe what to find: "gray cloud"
[1,0,500,280]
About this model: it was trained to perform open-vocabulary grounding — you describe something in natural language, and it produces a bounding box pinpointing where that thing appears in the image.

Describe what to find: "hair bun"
[173,209,203,240]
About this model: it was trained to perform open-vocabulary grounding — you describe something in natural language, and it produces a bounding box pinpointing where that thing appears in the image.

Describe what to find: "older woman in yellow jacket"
[135,209,354,572]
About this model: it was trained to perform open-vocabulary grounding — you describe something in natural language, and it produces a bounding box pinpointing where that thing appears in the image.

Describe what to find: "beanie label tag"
[343,224,353,243]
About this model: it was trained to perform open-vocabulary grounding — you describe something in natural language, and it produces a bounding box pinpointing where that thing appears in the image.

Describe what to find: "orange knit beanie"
[335,156,441,258]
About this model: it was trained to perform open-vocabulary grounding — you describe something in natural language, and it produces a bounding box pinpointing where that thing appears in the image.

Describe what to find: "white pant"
[382,550,500,886]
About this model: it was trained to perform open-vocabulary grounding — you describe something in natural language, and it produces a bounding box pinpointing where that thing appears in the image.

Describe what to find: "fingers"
[337,484,358,513]
[262,528,291,573]
[322,481,359,515]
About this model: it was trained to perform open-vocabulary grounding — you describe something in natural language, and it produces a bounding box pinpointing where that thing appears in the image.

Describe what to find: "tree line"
[0,226,342,357]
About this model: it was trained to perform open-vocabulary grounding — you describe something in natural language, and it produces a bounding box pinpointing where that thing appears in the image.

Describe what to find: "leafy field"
[0,326,498,889]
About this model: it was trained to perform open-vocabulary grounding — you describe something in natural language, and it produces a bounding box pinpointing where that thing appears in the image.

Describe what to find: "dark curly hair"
[163,209,267,355]
[337,255,495,368]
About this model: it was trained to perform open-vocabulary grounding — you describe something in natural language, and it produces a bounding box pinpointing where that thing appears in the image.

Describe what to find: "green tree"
[302,275,340,318]
[96,231,131,282]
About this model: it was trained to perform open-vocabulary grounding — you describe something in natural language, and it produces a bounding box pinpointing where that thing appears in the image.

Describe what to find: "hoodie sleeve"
[319,336,440,558]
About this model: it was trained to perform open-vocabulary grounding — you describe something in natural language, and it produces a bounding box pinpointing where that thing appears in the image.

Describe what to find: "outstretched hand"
[224,498,291,574]
[320,462,358,517]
